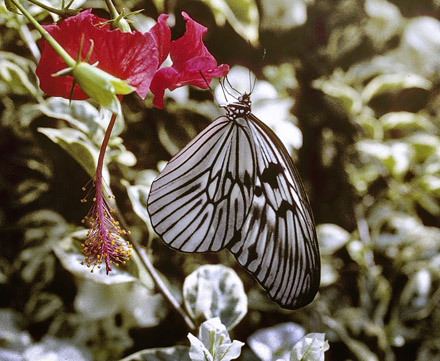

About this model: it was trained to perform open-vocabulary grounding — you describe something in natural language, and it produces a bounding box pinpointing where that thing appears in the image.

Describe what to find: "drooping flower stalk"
[81,112,132,273]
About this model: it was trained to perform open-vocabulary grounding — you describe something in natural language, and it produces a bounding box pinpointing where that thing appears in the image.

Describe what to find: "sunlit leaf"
[183,265,247,330]
[248,323,305,361]
[364,0,402,47]
[38,127,110,183]
[203,0,259,45]
[317,224,350,255]
[0,53,38,96]
[362,73,431,103]
[380,112,434,135]
[313,76,362,116]
[36,98,102,135]
[260,0,311,31]
[290,333,329,361]
[23,336,92,361]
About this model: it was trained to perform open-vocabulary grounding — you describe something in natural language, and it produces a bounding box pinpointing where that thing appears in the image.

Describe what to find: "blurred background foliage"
[1,0,440,360]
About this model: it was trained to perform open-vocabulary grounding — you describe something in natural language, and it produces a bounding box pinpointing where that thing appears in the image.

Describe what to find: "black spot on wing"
[243,171,252,190]
[254,186,262,197]
[261,162,284,188]
[226,229,242,248]
[277,199,296,217]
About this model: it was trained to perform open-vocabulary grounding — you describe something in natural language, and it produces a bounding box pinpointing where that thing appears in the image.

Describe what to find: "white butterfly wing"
[147,116,254,252]
[228,114,320,309]
[147,113,320,309]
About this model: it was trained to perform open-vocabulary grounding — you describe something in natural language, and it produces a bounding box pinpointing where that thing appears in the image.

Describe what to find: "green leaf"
[0,256,10,284]
[36,97,102,135]
[126,183,156,240]
[17,210,67,288]
[407,133,440,162]
[248,323,305,361]
[0,309,32,350]
[420,175,440,197]
[38,127,110,183]
[364,0,402,46]
[23,336,92,361]
[120,346,191,361]
[74,278,167,327]
[53,229,138,284]
[313,77,362,115]
[114,149,137,166]
[362,73,431,103]
[183,265,247,330]
[188,318,244,361]
[260,0,311,30]
[290,333,329,361]
[320,261,340,287]
[317,224,350,255]
[356,140,413,179]
[5,0,20,14]
[0,53,39,96]
[347,240,367,267]
[323,316,379,361]
[14,178,49,206]
[203,0,259,45]
[380,112,435,135]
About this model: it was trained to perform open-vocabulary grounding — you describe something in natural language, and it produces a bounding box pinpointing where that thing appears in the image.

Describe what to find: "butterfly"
[147,91,320,309]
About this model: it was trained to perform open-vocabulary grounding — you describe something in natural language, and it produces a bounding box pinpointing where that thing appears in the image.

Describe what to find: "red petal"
[169,12,211,69]
[36,10,160,100]
[150,14,171,66]
[150,68,179,108]
[150,12,229,108]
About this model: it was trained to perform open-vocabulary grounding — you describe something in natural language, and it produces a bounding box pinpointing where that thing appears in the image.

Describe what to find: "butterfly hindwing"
[228,114,320,309]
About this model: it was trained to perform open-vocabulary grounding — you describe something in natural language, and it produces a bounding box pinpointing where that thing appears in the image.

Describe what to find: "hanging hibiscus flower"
[34,9,229,274]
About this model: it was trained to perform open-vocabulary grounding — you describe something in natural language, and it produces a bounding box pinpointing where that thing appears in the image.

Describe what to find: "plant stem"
[27,0,79,17]
[131,241,197,331]
[10,0,75,67]
[103,0,119,20]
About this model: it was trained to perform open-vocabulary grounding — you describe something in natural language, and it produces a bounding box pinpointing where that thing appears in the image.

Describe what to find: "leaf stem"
[26,0,80,17]
[103,0,119,20]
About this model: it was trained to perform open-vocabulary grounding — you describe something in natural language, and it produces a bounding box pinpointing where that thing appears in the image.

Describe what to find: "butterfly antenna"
[200,71,224,107]
[221,76,237,100]
[224,75,242,99]
[251,73,257,94]
[219,78,229,104]
[199,71,213,93]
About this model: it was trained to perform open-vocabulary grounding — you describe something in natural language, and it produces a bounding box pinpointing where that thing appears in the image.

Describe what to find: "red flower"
[150,12,230,108]
[36,10,229,108]
[36,9,162,100]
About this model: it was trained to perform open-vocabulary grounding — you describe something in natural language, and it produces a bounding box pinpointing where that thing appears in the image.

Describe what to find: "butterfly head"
[224,93,252,120]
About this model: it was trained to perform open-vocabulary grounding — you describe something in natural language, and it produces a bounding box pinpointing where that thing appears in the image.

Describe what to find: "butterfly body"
[147,93,320,309]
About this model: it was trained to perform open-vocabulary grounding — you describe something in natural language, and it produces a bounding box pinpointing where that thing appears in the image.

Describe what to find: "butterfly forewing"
[147,95,320,309]
[148,117,255,252]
